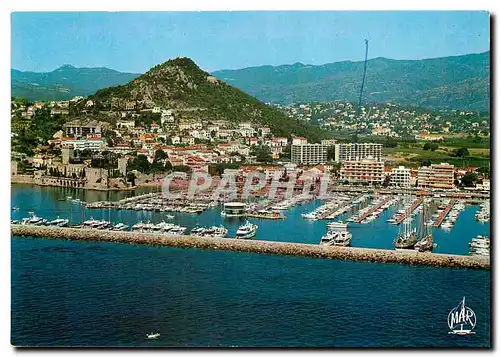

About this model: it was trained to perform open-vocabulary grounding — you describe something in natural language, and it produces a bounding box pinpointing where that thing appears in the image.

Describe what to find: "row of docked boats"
[475,201,490,223]
[131,221,187,235]
[83,218,129,231]
[86,197,216,214]
[439,201,465,230]
[350,197,399,224]
[469,235,490,257]
[301,194,359,221]
[12,213,69,227]
[269,194,314,211]
[191,225,228,238]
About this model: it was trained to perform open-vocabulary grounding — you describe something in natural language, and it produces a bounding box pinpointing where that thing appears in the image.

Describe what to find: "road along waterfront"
[12,225,489,270]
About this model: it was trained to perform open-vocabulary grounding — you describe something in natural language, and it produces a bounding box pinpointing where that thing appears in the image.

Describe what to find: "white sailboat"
[414,199,434,252]
[394,197,418,250]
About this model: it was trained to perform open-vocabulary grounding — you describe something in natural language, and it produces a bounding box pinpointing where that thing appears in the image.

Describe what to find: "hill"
[11,65,139,101]
[80,57,328,142]
[212,52,490,111]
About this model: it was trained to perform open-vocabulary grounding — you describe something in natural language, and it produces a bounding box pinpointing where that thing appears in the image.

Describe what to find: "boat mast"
[420,199,425,238]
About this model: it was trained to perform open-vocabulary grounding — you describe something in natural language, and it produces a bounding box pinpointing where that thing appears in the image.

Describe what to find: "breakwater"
[11,225,489,270]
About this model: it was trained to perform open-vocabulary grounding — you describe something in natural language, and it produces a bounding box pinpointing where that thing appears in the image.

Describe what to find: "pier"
[11,225,489,270]
[433,199,457,227]
[394,198,423,225]
[353,197,391,223]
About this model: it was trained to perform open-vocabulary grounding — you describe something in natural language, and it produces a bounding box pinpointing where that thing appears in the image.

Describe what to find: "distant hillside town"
[11,93,490,193]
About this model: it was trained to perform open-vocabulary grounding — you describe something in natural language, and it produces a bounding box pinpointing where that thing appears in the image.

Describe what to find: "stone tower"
[118,157,128,176]
[61,145,75,165]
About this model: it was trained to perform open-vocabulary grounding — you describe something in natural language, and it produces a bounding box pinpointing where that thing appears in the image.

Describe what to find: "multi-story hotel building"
[340,160,385,184]
[291,143,332,164]
[390,166,412,187]
[64,120,102,139]
[417,163,455,189]
[334,143,382,163]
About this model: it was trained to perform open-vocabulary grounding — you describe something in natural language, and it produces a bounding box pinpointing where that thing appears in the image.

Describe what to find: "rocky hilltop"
[81,57,327,141]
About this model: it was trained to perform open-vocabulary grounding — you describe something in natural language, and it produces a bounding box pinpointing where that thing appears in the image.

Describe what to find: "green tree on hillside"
[423,142,439,151]
[454,147,470,158]
[250,144,273,163]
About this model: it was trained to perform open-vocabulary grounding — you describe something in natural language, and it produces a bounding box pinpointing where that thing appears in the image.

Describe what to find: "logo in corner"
[448,297,476,335]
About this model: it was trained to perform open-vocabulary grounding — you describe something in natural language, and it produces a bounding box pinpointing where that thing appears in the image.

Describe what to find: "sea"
[11,184,491,347]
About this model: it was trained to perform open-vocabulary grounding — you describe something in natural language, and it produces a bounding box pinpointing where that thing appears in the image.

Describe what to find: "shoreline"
[11,225,490,270]
[11,177,143,191]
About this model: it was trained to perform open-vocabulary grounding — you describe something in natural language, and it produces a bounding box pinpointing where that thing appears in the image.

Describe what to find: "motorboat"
[207,226,228,238]
[236,221,258,239]
[320,230,352,247]
[112,223,129,231]
[27,214,46,226]
[132,221,145,231]
[327,221,348,230]
[146,332,160,340]
[47,217,69,227]
[168,226,187,235]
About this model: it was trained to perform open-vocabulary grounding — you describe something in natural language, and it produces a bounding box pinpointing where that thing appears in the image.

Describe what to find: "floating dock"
[11,225,489,270]
[433,199,457,227]
[394,198,424,225]
[353,197,392,223]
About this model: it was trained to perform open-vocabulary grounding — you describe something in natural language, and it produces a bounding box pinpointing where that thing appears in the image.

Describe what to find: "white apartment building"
[321,139,337,146]
[62,138,106,151]
[334,143,383,163]
[291,144,330,164]
[390,166,411,187]
[418,163,455,189]
[292,137,308,146]
[340,160,384,184]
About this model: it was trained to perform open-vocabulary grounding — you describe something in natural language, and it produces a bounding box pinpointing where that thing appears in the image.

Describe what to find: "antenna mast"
[354,39,369,144]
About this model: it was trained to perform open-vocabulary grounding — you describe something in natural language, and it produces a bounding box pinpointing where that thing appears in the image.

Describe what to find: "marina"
[10,184,491,257]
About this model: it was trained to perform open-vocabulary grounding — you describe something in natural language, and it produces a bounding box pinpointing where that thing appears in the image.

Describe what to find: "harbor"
[11,225,490,270]
[11,184,491,256]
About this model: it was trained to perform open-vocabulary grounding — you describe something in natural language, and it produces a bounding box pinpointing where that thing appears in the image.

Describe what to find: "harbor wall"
[11,225,489,270]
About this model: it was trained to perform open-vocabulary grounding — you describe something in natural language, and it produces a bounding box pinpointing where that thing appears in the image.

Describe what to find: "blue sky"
[11,11,490,73]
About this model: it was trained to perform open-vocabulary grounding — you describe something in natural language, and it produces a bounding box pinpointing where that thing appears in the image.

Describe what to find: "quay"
[433,199,457,227]
[11,225,489,270]
[394,198,423,225]
[353,197,391,223]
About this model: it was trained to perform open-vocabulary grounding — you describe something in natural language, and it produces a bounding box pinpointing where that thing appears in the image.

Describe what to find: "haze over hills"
[11,65,139,101]
[76,57,328,142]
[213,52,490,111]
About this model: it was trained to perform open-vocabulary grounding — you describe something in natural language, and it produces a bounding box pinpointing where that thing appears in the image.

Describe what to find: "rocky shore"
[11,225,490,270]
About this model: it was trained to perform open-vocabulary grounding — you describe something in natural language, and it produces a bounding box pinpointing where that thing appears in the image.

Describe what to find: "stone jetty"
[11,225,490,270]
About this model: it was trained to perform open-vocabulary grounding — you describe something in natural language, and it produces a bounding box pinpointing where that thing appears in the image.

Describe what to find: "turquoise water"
[11,184,491,347]
[11,184,490,255]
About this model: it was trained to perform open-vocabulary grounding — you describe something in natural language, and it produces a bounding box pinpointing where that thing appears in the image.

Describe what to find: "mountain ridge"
[212,51,490,111]
[11,65,140,101]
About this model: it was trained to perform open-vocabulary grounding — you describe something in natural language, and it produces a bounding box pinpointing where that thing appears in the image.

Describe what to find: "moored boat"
[235,221,258,239]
